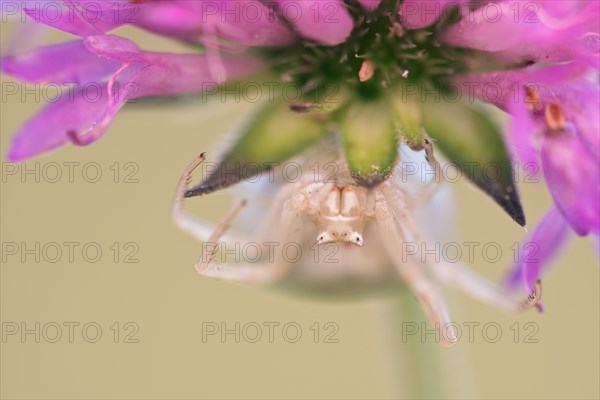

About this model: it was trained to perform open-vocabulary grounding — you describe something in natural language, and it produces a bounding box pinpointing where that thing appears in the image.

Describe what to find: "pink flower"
[2,34,262,160]
[2,1,599,296]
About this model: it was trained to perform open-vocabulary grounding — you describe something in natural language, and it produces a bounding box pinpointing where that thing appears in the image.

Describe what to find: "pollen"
[544,102,566,131]
[524,85,543,113]
[358,60,375,82]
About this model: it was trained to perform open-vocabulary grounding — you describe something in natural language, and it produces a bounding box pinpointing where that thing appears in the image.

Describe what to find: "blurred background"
[1,22,599,400]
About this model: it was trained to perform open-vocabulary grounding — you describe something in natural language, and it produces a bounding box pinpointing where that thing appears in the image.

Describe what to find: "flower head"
[2,0,599,301]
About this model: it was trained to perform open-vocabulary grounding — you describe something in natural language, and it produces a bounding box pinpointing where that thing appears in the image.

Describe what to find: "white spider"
[172,140,541,347]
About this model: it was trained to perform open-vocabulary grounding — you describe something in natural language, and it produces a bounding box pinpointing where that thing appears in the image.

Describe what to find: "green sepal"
[421,97,526,226]
[289,85,348,114]
[389,87,425,148]
[341,101,398,187]
[185,99,328,197]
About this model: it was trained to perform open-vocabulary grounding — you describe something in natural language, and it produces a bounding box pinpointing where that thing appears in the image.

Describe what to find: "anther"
[524,85,543,113]
[359,60,375,82]
[390,22,405,38]
[66,130,91,146]
[523,279,543,312]
[545,103,566,132]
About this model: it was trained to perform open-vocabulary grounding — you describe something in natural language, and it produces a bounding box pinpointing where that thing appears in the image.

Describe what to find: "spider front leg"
[194,198,289,285]
[373,190,458,347]
[172,155,334,285]
[422,137,443,201]
[427,259,543,313]
[172,153,288,285]
[379,181,542,314]
[172,153,246,244]
[193,181,329,285]
[380,182,427,244]
[399,137,444,208]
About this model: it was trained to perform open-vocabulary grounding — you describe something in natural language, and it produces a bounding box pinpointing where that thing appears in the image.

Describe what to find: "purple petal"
[444,1,600,67]
[542,127,600,236]
[554,82,600,164]
[357,0,381,11]
[276,0,353,45]
[134,1,294,47]
[133,54,264,97]
[399,1,459,29]
[456,67,597,173]
[458,63,592,111]
[202,0,295,47]
[1,40,121,84]
[7,85,114,161]
[1,18,47,55]
[83,35,145,63]
[83,35,265,94]
[507,84,542,167]
[507,208,570,291]
[23,0,123,36]
[6,36,264,160]
[133,1,204,41]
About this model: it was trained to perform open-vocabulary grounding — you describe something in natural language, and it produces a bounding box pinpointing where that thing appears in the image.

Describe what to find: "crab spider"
[172,141,541,347]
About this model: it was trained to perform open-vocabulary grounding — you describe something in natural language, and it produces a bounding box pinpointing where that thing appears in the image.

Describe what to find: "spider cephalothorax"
[315,186,367,246]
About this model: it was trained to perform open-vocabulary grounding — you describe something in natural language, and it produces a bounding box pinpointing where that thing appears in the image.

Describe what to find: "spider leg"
[254,179,333,242]
[379,181,541,314]
[172,153,246,244]
[400,137,443,207]
[194,199,289,285]
[172,156,339,285]
[380,182,427,244]
[195,183,326,285]
[421,137,443,202]
[428,260,541,313]
[172,154,286,284]
[373,190,458,347]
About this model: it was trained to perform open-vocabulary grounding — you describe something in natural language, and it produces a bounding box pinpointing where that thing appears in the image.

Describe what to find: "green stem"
[371,291,478,399]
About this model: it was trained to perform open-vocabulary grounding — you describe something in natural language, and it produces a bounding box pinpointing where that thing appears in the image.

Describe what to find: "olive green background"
[1,24,599,400]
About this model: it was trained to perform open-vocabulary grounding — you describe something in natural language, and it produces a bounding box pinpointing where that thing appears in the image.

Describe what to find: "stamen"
[524,85,543,113]
[358,60,375,82]
[523,279,543,312]
[289,103,316,113]
[544,103,566,131]
[66,130,88,146]
[390,22,405,38]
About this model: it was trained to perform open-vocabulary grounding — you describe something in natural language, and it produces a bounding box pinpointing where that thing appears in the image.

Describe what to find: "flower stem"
[370,291,478,399]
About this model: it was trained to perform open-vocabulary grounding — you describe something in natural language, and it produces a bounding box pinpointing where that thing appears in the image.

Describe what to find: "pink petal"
[507,85,542,167]
[554,82,600,164]
[6,35,264,160]
[7,85,115,161]
[207,0,295,46]
[1,40,121,84]
[399,0,458,29]
[357,0,381,12]
[135,1,294,47]
[444,0,600,67]
[133,1,204,40]
[456,66,597,172]
[542,127,600,236]
[276,0,353,45]
[23,0,124,36]
[83,35,145,63]
[506,208,570,291]
[83,35,266,94]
